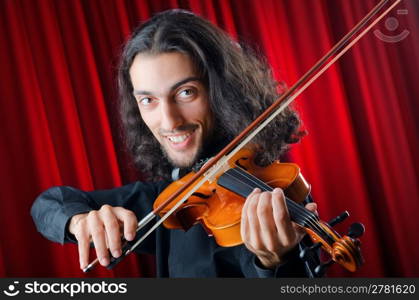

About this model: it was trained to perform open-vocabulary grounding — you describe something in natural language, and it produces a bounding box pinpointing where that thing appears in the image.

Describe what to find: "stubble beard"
[160,143,204,169]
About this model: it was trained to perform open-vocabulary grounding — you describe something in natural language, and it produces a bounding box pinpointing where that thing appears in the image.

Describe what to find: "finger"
[100,205,122,258]
[240,205,249,244]
[246,191,263,250]
[113,207,138,241]
[241,188,260,238]
[256,191,278,253]
[87,211,109,266]
[292,222,307,239]
[241,188,260,246]
[271,188,296,246]
[242,188,261,213]
[73,218,90,269]
[305,202,318,215]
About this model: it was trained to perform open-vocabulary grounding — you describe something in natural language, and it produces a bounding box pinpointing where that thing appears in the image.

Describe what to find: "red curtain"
[0,0,417,277]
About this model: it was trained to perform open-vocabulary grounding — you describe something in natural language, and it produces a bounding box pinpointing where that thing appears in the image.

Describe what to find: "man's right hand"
[68,205,138,270]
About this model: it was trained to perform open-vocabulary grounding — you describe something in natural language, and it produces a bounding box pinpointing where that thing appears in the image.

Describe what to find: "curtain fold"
[0,0,417,277]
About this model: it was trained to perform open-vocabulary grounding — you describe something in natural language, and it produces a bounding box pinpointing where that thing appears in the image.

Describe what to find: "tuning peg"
[348,222,365,238]
[328,211,349,227]
[299,242,322,260]
[314,260,334,277]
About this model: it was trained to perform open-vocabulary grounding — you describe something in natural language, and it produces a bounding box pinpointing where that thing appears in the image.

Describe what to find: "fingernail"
[100,257,109,266]
[112,250,122,258]
[126,233,134,241]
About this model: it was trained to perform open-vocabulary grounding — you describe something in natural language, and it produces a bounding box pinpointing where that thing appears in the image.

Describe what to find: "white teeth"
[167,133,191,143]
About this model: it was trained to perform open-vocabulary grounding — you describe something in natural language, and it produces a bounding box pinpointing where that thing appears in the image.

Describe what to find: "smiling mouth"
[164,129,196,144]
[167,133,192,143]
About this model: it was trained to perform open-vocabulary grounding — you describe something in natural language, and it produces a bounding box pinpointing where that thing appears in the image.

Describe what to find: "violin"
[154,148,364,275]
[83,0,400,275]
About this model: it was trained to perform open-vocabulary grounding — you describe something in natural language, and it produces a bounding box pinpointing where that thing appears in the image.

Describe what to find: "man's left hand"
[241,187,317,269]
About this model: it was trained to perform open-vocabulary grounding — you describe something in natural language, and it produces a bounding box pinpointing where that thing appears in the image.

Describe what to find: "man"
[31,9,319,277]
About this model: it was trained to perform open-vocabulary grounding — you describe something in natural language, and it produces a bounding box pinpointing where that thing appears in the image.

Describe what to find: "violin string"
[231,167,338,244]
[227,167,316,222]
[224,167,323,233]
[230,167,335,242]
[229,168,339,245]
[222,170,332,244]
[224,168,333,242]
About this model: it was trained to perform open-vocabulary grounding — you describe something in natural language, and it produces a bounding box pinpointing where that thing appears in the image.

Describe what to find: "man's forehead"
[133,76,202,96]
[129,52,198,94]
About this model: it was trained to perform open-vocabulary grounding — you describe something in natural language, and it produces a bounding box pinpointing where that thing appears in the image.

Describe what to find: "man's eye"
[139,97,152,105]
[179,88,194,97]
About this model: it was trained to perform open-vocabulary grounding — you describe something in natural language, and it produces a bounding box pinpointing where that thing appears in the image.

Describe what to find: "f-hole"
[235,157,249,170]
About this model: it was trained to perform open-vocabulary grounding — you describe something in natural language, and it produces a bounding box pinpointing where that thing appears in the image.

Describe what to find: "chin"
[168,144,205,168]
[160,147,195,168]
[168,155,197,168]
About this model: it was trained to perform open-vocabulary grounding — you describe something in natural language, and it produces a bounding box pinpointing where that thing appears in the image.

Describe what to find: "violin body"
[154,171,245,246]
[154,148,310,246]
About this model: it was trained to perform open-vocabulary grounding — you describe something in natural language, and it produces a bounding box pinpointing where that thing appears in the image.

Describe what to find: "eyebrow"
[133,76,201,96]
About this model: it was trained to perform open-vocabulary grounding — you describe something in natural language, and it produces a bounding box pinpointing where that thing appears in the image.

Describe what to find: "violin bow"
[84,0,401,272]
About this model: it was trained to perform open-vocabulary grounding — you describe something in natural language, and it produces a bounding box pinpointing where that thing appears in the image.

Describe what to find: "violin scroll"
[301,213,365,275]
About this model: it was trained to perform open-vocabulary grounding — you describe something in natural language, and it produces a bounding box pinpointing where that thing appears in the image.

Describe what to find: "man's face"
[129,52,213,168]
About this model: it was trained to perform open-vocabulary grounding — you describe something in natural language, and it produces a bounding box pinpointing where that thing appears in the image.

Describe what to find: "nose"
[159,100,184,131]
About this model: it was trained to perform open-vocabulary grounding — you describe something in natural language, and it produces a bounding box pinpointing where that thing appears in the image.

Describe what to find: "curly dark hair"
[118,9,304,181]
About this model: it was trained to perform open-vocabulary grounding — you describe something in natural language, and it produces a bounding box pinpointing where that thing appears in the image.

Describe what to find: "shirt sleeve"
[256,245,317,278]
[238,244,313,278]
[30,181,169,254]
